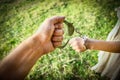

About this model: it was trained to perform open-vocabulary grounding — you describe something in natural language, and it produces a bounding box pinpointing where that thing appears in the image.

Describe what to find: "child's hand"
[69,37,86,52]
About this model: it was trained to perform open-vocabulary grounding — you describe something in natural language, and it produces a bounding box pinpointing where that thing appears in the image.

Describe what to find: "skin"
[0,16,65,80]
[69,37,120,53]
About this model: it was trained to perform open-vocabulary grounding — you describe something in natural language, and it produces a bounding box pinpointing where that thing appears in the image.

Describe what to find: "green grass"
[0,0,120,80]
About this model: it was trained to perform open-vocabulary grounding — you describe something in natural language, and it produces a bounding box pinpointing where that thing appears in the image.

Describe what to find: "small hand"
[34,16,65,54]
[69,37,86,52]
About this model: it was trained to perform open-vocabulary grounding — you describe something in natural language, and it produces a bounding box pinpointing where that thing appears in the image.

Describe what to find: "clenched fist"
[34,16,65,54]
[69,37,87,52]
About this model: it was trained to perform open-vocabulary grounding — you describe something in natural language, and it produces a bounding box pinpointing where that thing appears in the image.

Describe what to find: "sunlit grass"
[0,0,119,80]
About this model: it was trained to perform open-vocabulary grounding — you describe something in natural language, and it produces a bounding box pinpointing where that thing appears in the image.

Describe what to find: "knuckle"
[46,18,51,22]
[52,37,56,41]
[76,46,80,49]
[62,29,64,34]
[77,50,81,52]
[74,38,78,41]
[76,42,79,45]
[61,36,63,40]
[54,42,62,47]
[54,29,63,35]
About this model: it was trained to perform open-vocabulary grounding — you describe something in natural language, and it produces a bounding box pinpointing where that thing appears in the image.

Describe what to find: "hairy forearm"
[0,35,43,80]
[85,39,120,53]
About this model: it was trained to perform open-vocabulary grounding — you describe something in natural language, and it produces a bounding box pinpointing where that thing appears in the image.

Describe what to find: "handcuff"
[58,20,88,49]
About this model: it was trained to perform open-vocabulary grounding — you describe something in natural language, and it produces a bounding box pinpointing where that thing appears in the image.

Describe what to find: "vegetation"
[0,0,120,80]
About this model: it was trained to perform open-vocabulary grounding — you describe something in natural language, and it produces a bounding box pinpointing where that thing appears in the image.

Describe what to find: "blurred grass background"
[0,0,120,80]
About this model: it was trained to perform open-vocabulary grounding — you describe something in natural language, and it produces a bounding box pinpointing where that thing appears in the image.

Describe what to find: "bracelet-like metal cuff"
[82,35,88,50]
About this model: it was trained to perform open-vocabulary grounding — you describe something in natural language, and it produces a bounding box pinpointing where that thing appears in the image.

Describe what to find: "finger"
[53,29,64,36]
[69,41,78,47]
[54,23,63,29]
[53,41,62,48]
[71,46,81,52]
[72,45,86,52]
[72,46,82,52]
[76,49,81,53]
[69,37,78,45]
[69,39,73,45]
[48,16,65,24]
[52,36,63,42]
[69,37,83,45]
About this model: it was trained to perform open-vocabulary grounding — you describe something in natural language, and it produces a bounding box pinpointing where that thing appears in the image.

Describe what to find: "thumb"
[49,16,65,24]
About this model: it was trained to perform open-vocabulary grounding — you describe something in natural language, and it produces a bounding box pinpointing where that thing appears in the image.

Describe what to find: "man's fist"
[34,16,65,54]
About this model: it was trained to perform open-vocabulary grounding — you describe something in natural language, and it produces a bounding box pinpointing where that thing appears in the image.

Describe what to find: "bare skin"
[69,37,120,53]
[0,16,65,80]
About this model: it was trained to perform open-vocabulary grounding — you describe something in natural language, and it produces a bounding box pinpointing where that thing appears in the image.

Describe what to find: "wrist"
[30,35,44,56]
[84,37,90,50]
[84,38,93,50]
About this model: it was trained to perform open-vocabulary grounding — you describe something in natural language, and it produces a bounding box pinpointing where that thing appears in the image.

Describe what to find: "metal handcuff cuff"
[58,20,88,49]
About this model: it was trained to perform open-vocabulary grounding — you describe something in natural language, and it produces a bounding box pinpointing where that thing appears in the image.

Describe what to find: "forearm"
[85,39,120,53]
[0,16,64,80]
[0,35,44,80]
